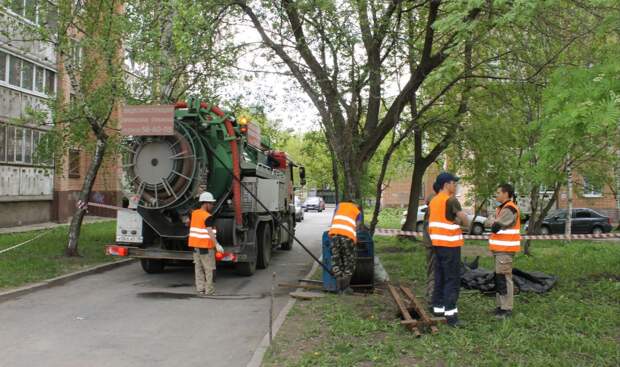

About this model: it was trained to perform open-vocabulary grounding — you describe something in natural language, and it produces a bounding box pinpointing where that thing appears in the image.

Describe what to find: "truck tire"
[280,216,295,251]
[141,259,165,274]
[257,222,272,269]
[471,223,484,235]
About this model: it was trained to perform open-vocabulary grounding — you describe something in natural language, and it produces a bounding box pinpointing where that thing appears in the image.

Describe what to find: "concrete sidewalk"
[0,216,115,235]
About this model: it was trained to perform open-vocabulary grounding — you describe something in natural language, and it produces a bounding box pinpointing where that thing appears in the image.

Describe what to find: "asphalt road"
[0,210,331,367]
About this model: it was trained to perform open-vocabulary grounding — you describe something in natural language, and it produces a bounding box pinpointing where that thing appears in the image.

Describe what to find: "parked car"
[304,196,325,212]
[294,196,304,222]
[534,208,612,235]
[400,205,488,235]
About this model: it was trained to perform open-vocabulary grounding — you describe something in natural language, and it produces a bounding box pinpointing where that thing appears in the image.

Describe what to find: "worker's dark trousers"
[431,246,461,314]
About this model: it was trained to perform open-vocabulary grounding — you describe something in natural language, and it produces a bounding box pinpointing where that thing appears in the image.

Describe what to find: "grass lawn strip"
[263,234,620,367]
[0,221,118,291]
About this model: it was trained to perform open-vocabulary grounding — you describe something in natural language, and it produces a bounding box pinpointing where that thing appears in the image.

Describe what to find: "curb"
[0,258,135,304]
[246,259,320,367]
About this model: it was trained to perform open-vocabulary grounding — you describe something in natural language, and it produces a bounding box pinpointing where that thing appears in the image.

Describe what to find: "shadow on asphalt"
[136,291,268,300]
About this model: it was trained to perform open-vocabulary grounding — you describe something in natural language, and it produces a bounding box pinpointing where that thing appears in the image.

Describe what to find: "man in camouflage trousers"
[328,202,361,293]
[331,235,357,290]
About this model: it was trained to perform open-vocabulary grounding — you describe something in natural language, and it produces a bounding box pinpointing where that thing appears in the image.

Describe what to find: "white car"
[294,196,304,222]
[400,205,488,235]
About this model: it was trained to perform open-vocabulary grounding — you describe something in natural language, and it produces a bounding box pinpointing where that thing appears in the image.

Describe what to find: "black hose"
[203,140,334,276]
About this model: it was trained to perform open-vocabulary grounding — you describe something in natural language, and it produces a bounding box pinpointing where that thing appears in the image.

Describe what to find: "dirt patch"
[461,246,492,257]
[399,355,424,366]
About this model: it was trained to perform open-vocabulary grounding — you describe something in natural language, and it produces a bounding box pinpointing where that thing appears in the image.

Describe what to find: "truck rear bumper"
[105,245,240,262]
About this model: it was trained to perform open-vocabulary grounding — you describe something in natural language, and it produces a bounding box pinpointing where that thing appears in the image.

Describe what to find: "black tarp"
[460,257,557,294]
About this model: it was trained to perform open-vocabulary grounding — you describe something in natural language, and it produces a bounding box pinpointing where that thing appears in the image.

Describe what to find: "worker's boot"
[430,306,445,317]
[446,315,464,328]
[495,309,512,320]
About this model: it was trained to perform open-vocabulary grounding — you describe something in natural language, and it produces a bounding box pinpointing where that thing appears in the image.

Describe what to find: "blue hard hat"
[435,172,460,190]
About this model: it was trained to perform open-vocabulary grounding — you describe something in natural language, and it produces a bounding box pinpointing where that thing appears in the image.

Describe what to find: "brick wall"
[381,166,439,208]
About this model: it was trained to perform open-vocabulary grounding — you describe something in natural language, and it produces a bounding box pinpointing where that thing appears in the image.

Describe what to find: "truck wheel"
[141,259,165,274]
[472,223,484,235]
[281,217,295,251]
[257,222,272,269]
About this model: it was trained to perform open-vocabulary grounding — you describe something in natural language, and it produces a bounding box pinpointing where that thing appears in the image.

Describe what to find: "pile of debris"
[461,257,557,294]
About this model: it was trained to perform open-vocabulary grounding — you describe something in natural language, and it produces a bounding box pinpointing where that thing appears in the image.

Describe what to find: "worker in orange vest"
[487,183,521,319]
[428,172,469,327]
[188,192,223,296]
[328,201,362,294]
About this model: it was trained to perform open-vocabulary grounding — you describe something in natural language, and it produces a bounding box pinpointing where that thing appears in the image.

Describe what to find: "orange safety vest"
[428,192,464,247]
[489,201,521,252]
[328,202,360,242]
[188,209,216,249]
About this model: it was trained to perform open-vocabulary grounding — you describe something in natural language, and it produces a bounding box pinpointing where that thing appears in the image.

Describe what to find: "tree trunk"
[524,183,560,255]
[402,160,428,231]
[326,140,340,204]
[369,137,400,235]
[342,158,363,205]
[565,158,573,239]
[66,138,108,256]
[402,126,430,231]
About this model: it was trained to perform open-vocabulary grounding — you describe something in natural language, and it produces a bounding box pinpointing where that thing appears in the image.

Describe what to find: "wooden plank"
[289,291,326,300]
[387,284,420,336]
[400,285,439,334]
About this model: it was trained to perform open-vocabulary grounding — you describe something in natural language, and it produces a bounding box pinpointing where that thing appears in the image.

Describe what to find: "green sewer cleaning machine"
[105,98,306,276]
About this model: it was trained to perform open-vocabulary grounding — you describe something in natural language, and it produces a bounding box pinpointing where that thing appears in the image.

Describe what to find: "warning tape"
[0,230,52,255]
[374,228,620,240]
[87,202,133,211]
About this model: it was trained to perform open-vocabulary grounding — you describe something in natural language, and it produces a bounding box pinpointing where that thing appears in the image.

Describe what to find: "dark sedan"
[537,208,613,235]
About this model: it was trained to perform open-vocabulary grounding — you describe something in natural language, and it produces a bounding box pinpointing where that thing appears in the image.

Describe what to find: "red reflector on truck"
[215,251,236,262]
[106,245,128,257]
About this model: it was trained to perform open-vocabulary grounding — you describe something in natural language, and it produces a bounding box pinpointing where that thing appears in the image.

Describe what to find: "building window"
[0,123,49,166]
[24,129,32,163]
[2,53,56,96]
[21,60,34,90]
[45,69,56,94]
[15,127,24,162]
[35,65,45,92]
[0,51,6,82]
[68,149,81,178]
[0,124,6,161]
[583,177,603,197]
[9,55,21,86]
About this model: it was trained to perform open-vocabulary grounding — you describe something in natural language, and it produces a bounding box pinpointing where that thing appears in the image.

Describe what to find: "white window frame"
[0,122,51,167]
[0,49,56,98]
[582,177,603,198]
[3,0,41,26]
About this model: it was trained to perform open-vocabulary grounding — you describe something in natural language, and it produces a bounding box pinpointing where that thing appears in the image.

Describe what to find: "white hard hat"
[199,192,216,203]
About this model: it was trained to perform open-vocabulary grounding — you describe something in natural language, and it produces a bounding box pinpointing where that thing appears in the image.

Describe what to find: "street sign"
[120,105,175,136]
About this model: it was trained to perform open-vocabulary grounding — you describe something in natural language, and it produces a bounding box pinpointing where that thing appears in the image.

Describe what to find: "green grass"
[366,207,405,229]
[264,237,620,367]
[0,221,118,290]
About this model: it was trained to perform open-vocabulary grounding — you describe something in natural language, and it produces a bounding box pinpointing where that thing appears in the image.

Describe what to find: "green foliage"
[124,0,239,103]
